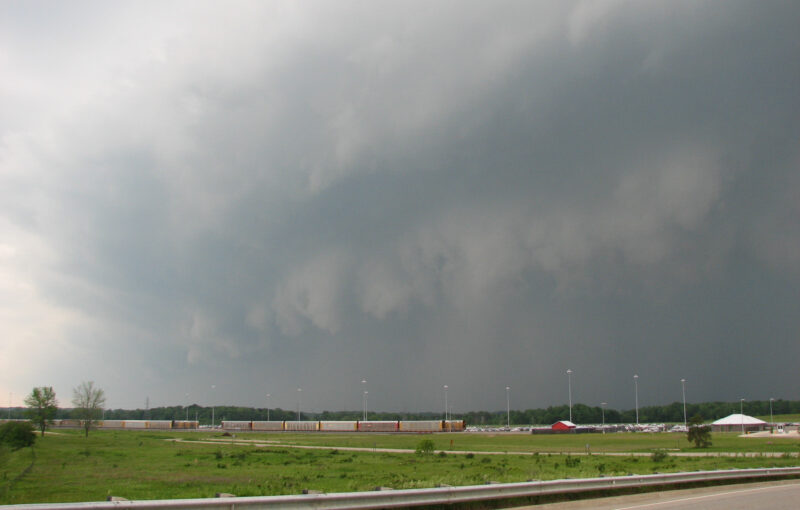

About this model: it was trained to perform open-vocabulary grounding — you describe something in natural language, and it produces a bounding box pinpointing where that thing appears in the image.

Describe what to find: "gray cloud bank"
[1,1,798,412]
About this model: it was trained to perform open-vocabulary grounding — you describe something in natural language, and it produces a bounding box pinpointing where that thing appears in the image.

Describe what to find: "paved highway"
[508,480,800,509]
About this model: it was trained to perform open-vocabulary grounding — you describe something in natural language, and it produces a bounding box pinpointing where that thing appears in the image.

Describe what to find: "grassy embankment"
[227,430,800,454]
[1,430,798,504]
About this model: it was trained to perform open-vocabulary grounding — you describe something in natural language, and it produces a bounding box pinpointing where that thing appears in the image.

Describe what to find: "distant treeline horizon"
[5,399,798,425]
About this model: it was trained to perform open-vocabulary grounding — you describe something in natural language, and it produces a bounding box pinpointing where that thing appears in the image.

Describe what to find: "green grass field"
[227,430,800,454]
[1,430,799,504]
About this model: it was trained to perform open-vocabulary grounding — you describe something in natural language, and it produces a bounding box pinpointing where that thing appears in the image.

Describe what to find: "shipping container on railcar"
[284,420,319,431]
[122,420,148,429]
[252,421,284,431]
[146,420,173,429]
[52,419,81,428]
[319,421,358,431]
[358,421,399,432]
[99,420,125,428]
[172,420,199,429]
[444,420,466,432]
[398,420,443,432]
[221,421,253,431]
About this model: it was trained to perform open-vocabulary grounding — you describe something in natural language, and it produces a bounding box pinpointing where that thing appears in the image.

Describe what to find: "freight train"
[47,418,466,432]
[221,419,466,432]
[50,419,199,429]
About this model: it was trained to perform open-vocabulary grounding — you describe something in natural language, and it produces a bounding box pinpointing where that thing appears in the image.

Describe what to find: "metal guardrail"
[4,467,800,510]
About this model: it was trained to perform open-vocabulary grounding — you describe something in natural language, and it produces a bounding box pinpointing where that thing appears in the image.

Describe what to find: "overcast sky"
[1,1,798,414]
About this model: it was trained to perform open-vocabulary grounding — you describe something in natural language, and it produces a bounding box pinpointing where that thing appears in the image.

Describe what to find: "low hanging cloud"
[1,0,798,411]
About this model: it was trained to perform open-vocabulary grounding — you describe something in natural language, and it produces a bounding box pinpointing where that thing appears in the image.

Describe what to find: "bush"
[0,421,36,450]
[415,439,435,455]
[651,450,668,463]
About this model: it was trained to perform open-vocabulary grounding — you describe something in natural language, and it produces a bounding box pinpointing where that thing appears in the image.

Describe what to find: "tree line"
[74,399,800,425]
[9,390,799,427]
[466,399,799,425]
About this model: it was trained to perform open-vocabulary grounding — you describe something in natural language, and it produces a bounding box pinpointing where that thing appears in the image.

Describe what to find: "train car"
[122,420,148,429]
[398,420,443,432]
[99,420,125,428]
[358,421,399,432]
[172,420,199,429]
[319,421,358,432]
[252,421,284,431]
[146,420,173,430]
[284,420,319,432]
[52,419,81,428]
[444,420,466,432]
[221,421,252,431]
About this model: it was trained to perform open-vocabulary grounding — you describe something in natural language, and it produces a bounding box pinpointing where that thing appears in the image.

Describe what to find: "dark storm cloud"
[1,1,798,412]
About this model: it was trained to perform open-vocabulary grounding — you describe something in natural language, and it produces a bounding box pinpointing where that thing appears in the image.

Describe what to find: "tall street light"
[266,393,271,422]
[681,379,687,428]
[506,386,511,429]
[740,398,745,434]
[210,385,216,428]
[601,402,607,433]
[443,385,449,422]
[297,388,302,422]
[361,379,367,421]
[633,374,639,426]
[769,398,774,433]
[185,393,190,421]
[566,369,573,423]
[364,391,368,421]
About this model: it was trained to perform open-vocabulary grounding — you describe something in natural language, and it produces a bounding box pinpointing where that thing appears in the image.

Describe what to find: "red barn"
[552,420,576,431]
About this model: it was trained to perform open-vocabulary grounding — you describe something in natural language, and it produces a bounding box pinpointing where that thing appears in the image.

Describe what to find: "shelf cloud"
[1,1,798,412]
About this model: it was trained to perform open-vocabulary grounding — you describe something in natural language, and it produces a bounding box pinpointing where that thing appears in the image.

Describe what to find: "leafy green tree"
[687,414,712,448]
[24,386,58,435]
[0,421,36,449]
[72,381,106,438]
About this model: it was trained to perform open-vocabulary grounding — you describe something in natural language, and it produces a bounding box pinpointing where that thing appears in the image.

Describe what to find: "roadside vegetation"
[2,430,799,504]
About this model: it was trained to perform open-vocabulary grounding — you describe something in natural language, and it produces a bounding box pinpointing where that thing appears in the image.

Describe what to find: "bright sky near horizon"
[1,1,798,413]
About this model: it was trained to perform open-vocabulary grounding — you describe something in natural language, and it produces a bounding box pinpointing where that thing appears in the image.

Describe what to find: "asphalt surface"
[507,480,800,509]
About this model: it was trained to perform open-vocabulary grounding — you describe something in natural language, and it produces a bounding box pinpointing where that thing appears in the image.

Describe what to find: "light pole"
[361,379,367,421]
[681,379,687,428]
[266,393,271,422]
[297,388,302,422]
[769,398,774,433]
[210,385,216,428]
[443,385,449,422]
[185,393,190,421]
[740,398,745,434]
[633,374,639,426]
[506,386,511,429]
[601,402,607,433]
[566,369,573,423]
[364,391,368,421]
